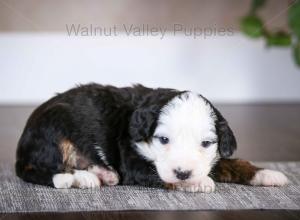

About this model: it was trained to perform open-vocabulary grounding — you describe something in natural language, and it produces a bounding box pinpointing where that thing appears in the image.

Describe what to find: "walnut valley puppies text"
[66,24,234,39]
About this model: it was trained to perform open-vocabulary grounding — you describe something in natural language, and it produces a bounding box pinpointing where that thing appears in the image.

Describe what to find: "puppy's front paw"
[73,170,101,189]
[53,173,74,189]
[175,176,216,193]
[250,169,289,186]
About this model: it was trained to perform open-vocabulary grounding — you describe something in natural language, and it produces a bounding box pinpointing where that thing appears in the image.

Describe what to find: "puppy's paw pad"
[102,171,119,186]
[73,170,100,189]
[53,173,74,189]
[176,176,215,193]
[250,169,289,186]
[88,166,119,186]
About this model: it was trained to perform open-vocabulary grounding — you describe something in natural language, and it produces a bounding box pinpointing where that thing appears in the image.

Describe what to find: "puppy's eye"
[201,141,215,148]
[156,136,169,145]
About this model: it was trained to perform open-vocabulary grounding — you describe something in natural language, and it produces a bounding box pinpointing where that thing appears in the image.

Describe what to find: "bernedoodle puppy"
[15,84,288,192]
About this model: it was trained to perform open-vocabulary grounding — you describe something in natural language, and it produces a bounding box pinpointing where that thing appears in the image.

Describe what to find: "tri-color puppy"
[16,84,288,192]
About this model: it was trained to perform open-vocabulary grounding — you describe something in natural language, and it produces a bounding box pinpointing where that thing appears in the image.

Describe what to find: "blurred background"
[0,0,299,162]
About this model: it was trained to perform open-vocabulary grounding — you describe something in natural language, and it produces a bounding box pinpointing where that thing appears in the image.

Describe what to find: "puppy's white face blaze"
[135,92,219,184]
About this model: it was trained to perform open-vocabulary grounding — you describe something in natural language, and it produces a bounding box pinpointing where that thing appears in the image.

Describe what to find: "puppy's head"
[130,92,236,184]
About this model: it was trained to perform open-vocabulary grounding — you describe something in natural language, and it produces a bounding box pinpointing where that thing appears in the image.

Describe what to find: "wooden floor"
[1,210,300,220]
[0,104,300,219]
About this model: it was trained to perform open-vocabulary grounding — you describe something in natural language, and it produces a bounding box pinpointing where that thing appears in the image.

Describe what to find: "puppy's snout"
[173,168,192,181]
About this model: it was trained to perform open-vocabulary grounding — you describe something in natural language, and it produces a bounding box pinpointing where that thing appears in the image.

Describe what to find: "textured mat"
[0,162,299,213]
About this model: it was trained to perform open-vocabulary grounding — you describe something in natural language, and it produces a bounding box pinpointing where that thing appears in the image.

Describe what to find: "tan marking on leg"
[59,139,91,171]
[24,164,33,171]
[165,183,179,190]
[59,139,77,169]
[212,158,261,184]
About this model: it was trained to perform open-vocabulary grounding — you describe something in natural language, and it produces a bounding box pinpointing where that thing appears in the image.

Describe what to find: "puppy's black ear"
[213,107,237,158]
[215,117,237,158]
[129,105,160,142]
[200,95,237,158]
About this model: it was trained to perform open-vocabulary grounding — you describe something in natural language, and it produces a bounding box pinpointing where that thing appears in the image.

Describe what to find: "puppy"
[15,84,288,192]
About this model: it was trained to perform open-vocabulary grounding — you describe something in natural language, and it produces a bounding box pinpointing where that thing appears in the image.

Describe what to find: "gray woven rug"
[0,162,299,213]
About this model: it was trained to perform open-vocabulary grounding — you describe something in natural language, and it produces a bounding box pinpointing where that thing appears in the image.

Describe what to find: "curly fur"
[15,83,287,190]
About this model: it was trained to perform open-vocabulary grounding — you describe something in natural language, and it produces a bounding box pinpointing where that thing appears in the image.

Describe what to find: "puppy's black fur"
[15,84,236,187]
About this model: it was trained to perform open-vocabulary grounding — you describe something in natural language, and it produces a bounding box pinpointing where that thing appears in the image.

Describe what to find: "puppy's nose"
[173,168,192,181]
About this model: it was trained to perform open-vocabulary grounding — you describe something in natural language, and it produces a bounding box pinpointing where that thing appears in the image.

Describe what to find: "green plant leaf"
[241,15,264,38]
[293,41,300,66]
[266,31,292,46]
[288,2,300,38]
